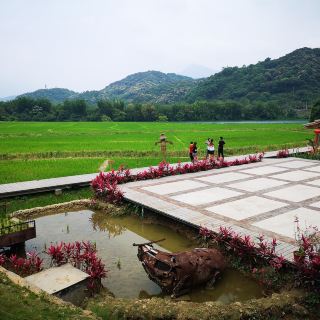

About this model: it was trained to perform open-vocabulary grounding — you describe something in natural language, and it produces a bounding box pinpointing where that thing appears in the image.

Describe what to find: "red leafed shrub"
[199,222,320,291]
[2,251,43,277]
[199,226,283,268]
[0,254,5,266]
[277,149,289,158]
[91,172,124,204]
[92,154,264,204]
[47,241,107,293]
[293,217,320,289]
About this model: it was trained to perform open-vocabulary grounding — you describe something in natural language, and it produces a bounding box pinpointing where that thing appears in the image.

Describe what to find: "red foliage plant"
[47,241,107,292]
[200,226,279,263]
[293,217,320,288]
[1,251,43,277]
[199,224,320,290]
[0,253,6,266]
[91,154,264,204]
[277,149,289,158]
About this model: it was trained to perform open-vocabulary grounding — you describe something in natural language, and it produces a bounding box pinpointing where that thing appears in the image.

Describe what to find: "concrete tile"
[307,178,320,187]
[264,185,320,202]
[196,172,251,184]
[228,178,288,192]
[240,166,287,175]
[25,263,89,294]
[276,160,315,169]
[252,208,320,239]
[305,165,320,173]
[170,187,243,205]
[271,170,319,182]
[142,180,207,195]
[309,201,320,209]
[206,196,288,221]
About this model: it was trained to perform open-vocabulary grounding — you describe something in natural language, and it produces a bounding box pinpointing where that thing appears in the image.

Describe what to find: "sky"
[0,0,319,97]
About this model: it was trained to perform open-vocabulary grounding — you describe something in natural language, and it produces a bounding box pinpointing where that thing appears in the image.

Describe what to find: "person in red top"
[189,142,194,162]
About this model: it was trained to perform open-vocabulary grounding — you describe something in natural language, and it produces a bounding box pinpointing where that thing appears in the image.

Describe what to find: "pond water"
[26,210,263,303]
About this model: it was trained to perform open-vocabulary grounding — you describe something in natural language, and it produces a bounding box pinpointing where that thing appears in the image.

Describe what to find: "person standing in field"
[207,139,215,161]
[189,141,194,162]
[192,142,198,163]
[205,138,210,159]
[218,137,225,160]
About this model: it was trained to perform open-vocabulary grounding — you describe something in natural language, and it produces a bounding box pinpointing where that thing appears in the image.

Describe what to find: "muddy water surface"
[26,210,263,303]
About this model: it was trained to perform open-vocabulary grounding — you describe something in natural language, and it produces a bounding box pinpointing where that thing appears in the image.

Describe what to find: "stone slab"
[252,208,320,239]
[141,180,207,195]
[227,177,288,192]
[271,170,319,182]
[240,166,287,175]
[205,196,288,221]
[196,172,251,184]
[305,165,320,173]
[170,187,243,205]
[308,201,320,209]
[307,179,320,187]
[275,160,316,169]
[25,263,89,294]
[264,185,320,202]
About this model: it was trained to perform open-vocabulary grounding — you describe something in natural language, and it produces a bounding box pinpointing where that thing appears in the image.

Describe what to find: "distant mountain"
[95,71,196,104]
[18,48,320,108]
[186,47,320,106]
[19,71,196,104]
[180,64,217,79]
[0,95,16,102]
[20,88,77,103]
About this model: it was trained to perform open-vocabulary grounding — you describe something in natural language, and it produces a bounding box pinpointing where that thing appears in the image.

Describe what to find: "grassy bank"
[0,188,92,218]
[0,272,94,320]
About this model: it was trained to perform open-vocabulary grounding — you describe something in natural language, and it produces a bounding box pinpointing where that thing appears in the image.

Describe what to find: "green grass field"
[0,121,311,183]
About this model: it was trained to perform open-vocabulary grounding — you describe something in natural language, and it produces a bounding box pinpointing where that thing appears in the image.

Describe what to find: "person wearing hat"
[155,133,173,161]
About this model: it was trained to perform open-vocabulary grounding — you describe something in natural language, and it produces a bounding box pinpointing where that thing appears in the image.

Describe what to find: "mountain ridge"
[18,47,320,107]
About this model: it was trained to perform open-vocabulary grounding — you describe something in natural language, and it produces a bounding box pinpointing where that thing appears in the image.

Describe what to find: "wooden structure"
[0,220,36,247]
[304,119,320,150]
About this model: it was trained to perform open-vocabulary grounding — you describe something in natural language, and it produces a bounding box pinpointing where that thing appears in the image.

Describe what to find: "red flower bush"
[47,241,107,292]
[92,154,264,204]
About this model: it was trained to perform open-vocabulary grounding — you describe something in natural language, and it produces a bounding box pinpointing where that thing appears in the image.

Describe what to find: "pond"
[25,209,263,304]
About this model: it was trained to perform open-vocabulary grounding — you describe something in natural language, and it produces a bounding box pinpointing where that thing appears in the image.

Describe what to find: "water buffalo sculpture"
[133,239,226,297]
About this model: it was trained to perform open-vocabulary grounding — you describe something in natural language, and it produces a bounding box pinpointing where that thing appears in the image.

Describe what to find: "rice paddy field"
[0,121,311,184]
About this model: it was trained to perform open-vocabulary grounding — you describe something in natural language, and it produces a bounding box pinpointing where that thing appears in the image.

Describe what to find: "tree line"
[0,96,306,122]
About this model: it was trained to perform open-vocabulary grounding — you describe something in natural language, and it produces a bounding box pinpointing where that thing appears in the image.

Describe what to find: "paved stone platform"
[122,156,320,262]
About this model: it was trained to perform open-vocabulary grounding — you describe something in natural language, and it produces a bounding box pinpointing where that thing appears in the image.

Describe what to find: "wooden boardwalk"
[0,147,309,199]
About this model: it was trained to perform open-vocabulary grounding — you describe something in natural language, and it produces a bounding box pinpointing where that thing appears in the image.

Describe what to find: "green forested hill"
[187,47,320,107]
[95,71,196,104]
[17,47,320,109]
[21,88,78,103]
[19,71,196,104]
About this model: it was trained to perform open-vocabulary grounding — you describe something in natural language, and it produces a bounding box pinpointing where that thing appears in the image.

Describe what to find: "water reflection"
[26,209,263,303]
[90,211,126,238]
